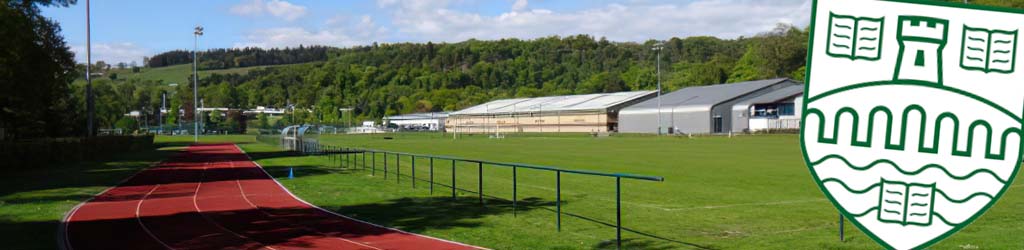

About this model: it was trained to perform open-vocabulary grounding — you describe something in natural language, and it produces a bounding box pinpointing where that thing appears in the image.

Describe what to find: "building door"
[713,116,723,133]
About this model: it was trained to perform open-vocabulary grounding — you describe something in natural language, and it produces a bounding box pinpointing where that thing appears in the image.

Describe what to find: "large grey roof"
[621,78,793,113]
[732,84,804,108]
[451,90,657,115]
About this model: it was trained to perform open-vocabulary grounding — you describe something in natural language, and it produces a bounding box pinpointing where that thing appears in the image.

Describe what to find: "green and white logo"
[802,1,1023,249]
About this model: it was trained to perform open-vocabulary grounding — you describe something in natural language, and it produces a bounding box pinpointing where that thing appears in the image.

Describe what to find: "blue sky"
[42,0,811,64]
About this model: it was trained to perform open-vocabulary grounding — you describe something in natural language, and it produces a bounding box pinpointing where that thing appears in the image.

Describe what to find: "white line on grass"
[662,199,829,211]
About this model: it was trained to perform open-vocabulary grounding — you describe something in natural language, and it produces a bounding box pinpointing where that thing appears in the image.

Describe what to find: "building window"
[778,103,795,116]
[752,103,795,118]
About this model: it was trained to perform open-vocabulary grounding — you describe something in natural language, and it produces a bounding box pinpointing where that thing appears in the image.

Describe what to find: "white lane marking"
[61,149,173,250]
[231,159,384,250]
[663,199,829,211]
[193,161,276,250]
[136,184,175,250]
[234,144,486,250]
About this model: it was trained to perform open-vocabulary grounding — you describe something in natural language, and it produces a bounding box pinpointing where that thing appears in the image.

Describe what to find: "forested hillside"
[147,46,330,69]
[165,24,807,125]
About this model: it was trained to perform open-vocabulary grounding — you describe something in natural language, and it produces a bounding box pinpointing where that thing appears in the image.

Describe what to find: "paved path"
[62,143,481,250]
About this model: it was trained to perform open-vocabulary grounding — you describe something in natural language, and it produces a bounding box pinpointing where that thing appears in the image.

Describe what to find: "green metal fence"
[261,137,664,249]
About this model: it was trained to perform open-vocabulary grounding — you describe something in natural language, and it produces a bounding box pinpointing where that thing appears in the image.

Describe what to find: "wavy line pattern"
[935,189,994,203]
[822,178,880,194]
[852,207,879,217]
[932,212,959,226]
[850,206,960,226]
[812,154,1008,183]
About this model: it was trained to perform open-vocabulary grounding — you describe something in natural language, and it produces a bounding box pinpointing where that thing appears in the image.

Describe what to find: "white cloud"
[229,0,264,16]
[235,0,812,49]
[511,0,528,12]
[70,42,149,64]
[376,0,812,43]
[235,15,387,48]
[265,0,307,21]
[229,0,307,21]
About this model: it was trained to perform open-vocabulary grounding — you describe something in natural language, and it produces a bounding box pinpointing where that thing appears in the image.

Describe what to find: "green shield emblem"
[802,1,1022,249]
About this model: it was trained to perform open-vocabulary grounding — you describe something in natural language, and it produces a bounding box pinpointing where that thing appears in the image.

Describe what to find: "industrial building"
[618,78,801,134]
[731,84,803,133]
[384,112,449,131]
[446,90,657,133]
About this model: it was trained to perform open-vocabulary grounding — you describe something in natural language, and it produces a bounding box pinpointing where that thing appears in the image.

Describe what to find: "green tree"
[0,0,78,138]
[257,113,269,129]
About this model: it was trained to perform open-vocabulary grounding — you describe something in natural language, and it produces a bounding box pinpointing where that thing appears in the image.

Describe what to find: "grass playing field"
[154,133,1023,249]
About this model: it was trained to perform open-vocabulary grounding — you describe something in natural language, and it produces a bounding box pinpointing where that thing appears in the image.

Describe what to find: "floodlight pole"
[193,25,203,142]
[160,92,165,134]
[85,0,94,137]
[653,43,664,135]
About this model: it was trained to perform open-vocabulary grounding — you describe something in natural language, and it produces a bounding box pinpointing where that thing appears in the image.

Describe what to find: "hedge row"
[0,135,154,169]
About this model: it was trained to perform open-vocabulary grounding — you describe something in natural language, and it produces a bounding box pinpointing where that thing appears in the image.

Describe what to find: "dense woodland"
[5,0,1024,138]
[146,46,331,69]
[166,25,809,127]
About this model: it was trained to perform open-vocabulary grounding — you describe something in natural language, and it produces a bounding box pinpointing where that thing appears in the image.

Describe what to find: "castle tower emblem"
[894,16,949,85]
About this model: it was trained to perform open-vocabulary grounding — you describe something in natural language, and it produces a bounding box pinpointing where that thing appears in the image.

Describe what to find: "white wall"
[389,118,445,131]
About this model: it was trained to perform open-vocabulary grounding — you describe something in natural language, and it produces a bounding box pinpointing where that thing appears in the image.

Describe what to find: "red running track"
[61,143,482,250]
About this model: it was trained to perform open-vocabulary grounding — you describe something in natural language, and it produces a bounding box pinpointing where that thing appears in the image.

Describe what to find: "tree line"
[146,46,331,69]
[171,25,807,126]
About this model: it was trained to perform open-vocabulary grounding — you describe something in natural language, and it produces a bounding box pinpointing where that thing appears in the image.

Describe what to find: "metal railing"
[278,138,665,250]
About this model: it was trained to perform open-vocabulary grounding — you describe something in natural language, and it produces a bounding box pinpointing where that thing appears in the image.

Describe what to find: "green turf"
[0,142,184,250]
[153,133,1023,249]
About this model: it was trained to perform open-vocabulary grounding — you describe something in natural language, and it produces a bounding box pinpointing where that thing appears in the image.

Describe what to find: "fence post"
[430,157,435,194]
[556,170,561,232]
[396,153,401,184]
[839,213,845,242]
[451,160,457,200]
[412,155,417,189]
[372,152,376,176]
[478,161,483,205]
[513,166,517,217]
[616,176,622,250]
[362,151,366,170]
[384,152,388,179]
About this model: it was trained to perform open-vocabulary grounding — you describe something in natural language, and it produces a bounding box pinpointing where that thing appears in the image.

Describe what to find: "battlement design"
[899,16,949,42]
[894,16,950,85]
[805,106,1021,160]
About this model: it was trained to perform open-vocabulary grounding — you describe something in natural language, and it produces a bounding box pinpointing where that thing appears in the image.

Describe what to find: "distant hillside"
[147,46,330,70]
[178,26,808,126]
